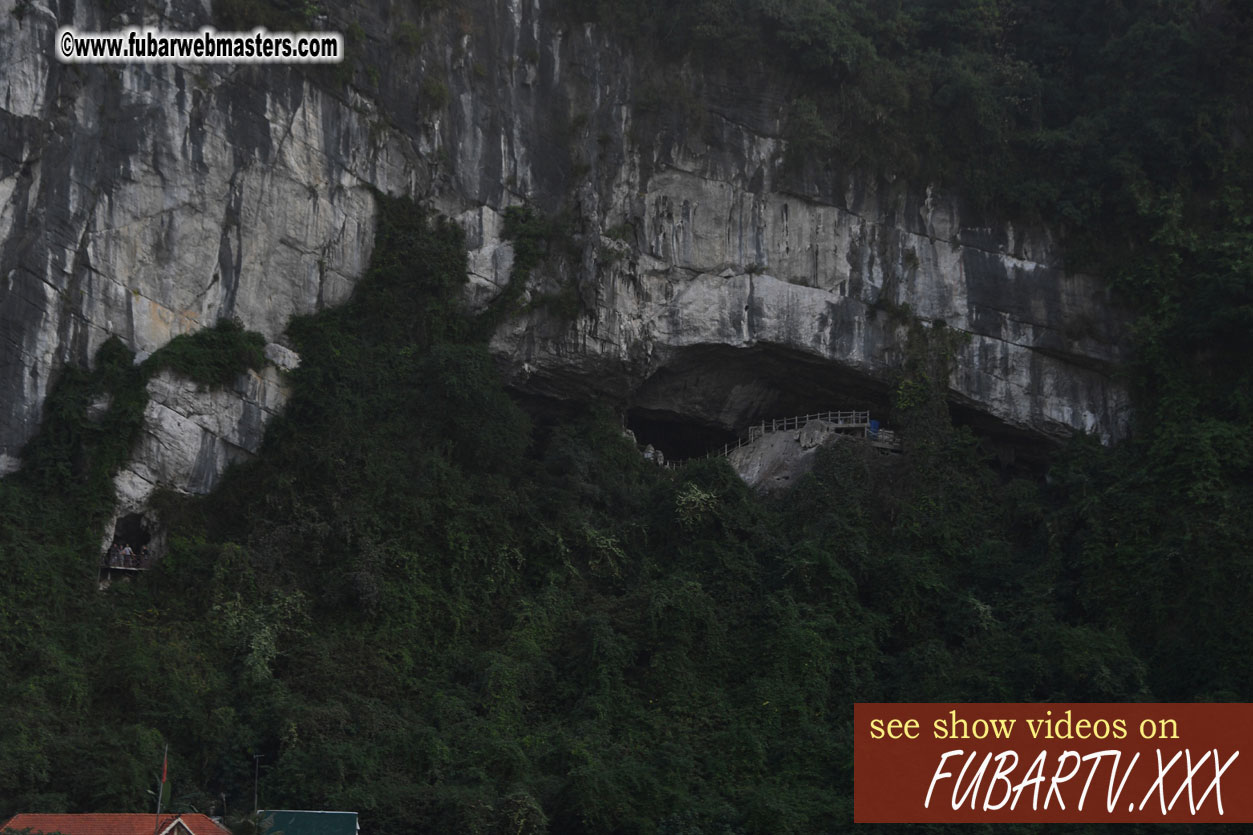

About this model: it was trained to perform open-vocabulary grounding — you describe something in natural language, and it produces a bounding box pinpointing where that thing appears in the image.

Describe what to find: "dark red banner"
[854,703,1253,822]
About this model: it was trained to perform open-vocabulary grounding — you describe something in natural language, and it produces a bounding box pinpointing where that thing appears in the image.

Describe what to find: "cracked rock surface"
[1,0,1131,500]
[493,168,1131,444]
[113,364,290,511]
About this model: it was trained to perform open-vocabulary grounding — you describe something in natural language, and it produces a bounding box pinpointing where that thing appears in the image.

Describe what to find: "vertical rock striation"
[0,0,417,476]
[0,0,1130,502]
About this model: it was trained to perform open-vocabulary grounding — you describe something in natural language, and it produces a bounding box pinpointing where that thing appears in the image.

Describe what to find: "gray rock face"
[103,361,289,559]
[492,171,1130,445]
[727,420,858,491]
[0,0,1130,503]
[113,362,290,511]
[0,0,421,479]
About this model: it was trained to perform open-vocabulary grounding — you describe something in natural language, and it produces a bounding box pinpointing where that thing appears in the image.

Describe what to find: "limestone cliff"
[0,0,1130,503]
[494,176,1128,446]
[112,342,297,515]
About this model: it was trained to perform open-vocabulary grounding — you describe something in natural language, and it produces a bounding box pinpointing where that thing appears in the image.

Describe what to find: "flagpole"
[253,754,262,814]
[153,743,168,835]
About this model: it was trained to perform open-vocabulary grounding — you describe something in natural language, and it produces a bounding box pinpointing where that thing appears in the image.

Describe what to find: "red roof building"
[1,814,230,835]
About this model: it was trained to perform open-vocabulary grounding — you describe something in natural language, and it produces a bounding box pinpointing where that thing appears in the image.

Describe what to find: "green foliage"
[0,314,270,815]
[483,205,581,324]
[565,0,1253,258]
[419,76,450,114]
[0,194,985,829]
[394,21,423,54]
[6,316,266,540]
[892,320,970,443]
[5,2,1253,814]
[781,96,835,174]
[502,205,563,280]
[17,337,148,513]
[145,319,267,388]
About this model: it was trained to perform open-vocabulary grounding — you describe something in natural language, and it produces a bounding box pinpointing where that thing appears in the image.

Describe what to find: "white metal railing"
[715,411,875,457]
[744,410,869,441]
[103,550,150,570]
[641,411,898,469]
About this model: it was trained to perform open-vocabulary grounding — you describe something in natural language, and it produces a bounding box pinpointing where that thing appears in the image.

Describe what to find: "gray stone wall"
[0,0,1130,500]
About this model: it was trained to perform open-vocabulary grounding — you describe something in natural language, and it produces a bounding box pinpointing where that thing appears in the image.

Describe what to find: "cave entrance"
[517,342,1059,475]
[624,344,897,461]
[625,409,739,462]
[104,513,152,571]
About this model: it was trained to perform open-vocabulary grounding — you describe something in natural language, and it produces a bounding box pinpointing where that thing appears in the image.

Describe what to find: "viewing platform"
[99,549,152,588]
[719,410,902,457]
[102,556,149,571]
[645,409,902,472]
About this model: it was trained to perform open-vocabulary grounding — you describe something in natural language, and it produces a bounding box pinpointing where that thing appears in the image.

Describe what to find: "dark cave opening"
[625,410,740,461]
[621,344,899,461]
[511,343,1061,472]
[946,402,1059,474]
[110,513,151,553]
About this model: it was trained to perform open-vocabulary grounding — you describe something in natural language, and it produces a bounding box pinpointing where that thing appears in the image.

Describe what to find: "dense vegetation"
[567,0,1253,698]
[2,0,1252,832]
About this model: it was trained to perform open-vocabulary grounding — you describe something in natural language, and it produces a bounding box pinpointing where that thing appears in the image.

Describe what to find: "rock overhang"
[0,0,1132,495]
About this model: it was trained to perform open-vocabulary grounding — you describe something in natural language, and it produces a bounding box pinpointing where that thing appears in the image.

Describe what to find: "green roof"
[258,810,358,835]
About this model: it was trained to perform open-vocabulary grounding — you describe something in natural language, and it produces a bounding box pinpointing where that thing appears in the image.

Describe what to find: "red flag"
[161,751,167,783]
